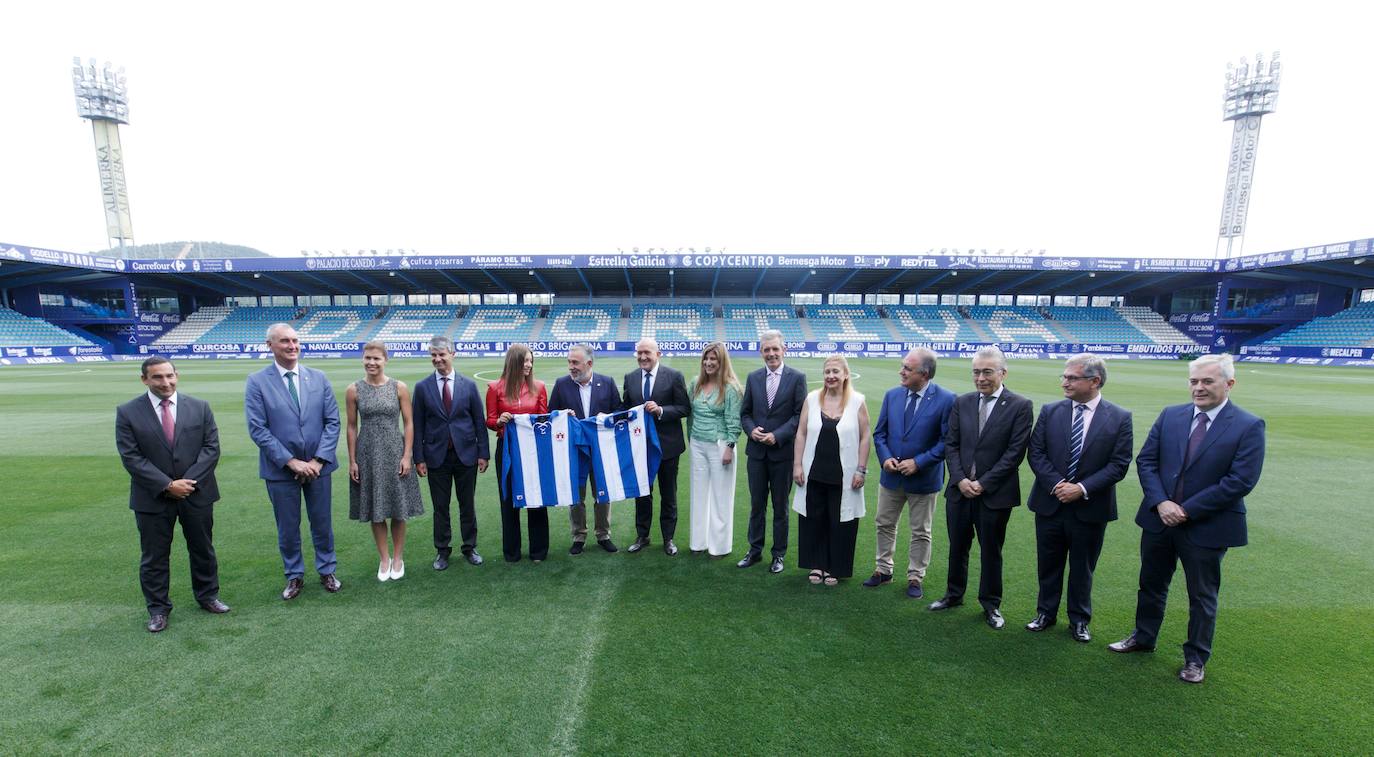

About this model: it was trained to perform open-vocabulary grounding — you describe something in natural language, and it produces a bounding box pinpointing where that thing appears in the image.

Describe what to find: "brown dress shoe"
[199,598,231,614]
[320,573,342,593]
[1178,662,1206,684]
[282,577,304,601]
[147,614,168,633]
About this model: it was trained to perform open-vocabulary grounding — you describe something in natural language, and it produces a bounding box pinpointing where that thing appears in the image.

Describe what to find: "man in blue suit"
[245,323,343,600]
[412,336,490,570]
[1109,353,1265,685]
[738,330,807,573]
[864,348,954,599]
[549,343,624,554]
[1025,354,1133,643]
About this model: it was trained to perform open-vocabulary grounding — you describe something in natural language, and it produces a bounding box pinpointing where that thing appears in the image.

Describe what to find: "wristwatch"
[726,441,736,449]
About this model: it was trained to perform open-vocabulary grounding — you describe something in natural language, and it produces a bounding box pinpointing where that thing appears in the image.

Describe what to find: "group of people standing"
[116,324,1264,685]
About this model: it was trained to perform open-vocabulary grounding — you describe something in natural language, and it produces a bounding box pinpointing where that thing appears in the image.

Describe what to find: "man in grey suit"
[739,330,807,573]
[115,356,228,633]
[245,323,343,600]
[622,337,691,556]
[929,345,1034,629]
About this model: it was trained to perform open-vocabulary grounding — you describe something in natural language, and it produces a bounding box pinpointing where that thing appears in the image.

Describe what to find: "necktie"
[442,376,452,413]
[285,370,301,411]
[766,370,778,408]
[977,394,996,436]
[903,391,919,434]
[160,398,175,445]
[1066,403,1087,482]
[1174,413,1211,501]
[643,370,652,405]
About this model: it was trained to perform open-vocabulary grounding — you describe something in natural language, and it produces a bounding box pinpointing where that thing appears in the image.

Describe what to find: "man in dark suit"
[929,345,1033,629]
[550,343,624,554]
[413,335,491,570]
[622,337,691,556]
[865,348,955,599]
[1109,353,1264,684]
[1025,354,1133,642]
[738,330,807,573]
[115,356,228,633]
[245,323,343,600]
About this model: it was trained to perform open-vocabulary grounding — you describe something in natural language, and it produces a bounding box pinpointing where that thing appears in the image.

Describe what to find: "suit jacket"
[1135,401,1264,549]
[872,382,955,494]
[549,373,623,419]
[244,363,341,481]
[115,393,221,512]
[739,364,807,461]
[944,387,1033,509]
[1027,397,1133,523]
[412,371,491,467]
[622,364,690,459]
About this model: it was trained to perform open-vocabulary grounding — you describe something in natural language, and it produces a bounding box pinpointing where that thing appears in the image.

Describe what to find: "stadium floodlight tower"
[72,57,134,251]
[1215,52,1280,259]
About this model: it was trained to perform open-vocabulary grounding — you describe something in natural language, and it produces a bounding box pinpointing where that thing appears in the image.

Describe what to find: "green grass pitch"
[0,356,1370,754]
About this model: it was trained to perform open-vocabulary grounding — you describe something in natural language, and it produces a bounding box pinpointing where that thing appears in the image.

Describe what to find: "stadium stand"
[722,304,805,342]
[152,305,233,346]
[969,306,1066,343]
[454,305,540,343]
[0,307,97,347]
[629,304,715,342]
[1112,306,1199,345]
[1255,302,1374,347]
[196,306,301,343]
[370,306,462,342]
[545,304,620,343]
[803,305,896,341]
[294,306,383,342]
[886,305,982,342]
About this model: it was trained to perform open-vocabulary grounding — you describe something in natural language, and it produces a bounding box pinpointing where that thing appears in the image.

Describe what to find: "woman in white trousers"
[686,342,744,557]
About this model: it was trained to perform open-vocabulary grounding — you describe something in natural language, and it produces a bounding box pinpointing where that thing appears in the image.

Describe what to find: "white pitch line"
[548,572,623,756]
[0,368,93,378]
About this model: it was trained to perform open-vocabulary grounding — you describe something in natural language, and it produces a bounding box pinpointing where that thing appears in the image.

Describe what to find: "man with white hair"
[622,337,691,556]
[1109,353,1265,685]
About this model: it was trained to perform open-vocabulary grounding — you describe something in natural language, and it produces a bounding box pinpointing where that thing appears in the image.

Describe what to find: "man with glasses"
[929,345,1033,629]
[1024,354,1133,642]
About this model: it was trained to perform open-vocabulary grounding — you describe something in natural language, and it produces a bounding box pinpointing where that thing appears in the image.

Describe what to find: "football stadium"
[4,9,1374,756]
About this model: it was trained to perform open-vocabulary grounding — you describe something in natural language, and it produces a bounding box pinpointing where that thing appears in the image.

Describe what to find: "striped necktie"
[1066,403,1087,482]
[766,370,778,408]
[284,371,301,411]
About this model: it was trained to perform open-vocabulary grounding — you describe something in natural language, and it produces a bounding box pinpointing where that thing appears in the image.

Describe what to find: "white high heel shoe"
[389,559,405,580]
[377,559,391,582]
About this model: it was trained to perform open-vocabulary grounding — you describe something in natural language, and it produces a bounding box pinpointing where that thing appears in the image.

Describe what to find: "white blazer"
[793,389,866,522]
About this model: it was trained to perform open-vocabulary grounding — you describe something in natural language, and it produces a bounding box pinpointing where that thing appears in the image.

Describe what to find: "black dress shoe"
[433,554,449,571]
[282,578,304,601]
[1070,622,1091,643]
[984,608,1006,629]
[597,538,619,553]
[320,573,342,593]
[769,556,785,573]
[737,553,761,569]
[1108,633,1156,653]
[927,596,962,611]
[627,537,650,553]
[464,551,484,566]
[199,598,231,614]
[663,539,678,556]
[570,541,585,555]
[1179,662,1205,684]
[1025,613,1055,632]
[147,614,168,633]
[862,571,893,587]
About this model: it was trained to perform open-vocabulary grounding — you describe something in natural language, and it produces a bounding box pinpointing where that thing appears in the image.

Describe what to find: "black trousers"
[1134,527,1228,666]
[944,496,1012,611]
[496,440,549,562]
[746,456,792,559]
[797,480,859,578]
[634,454,680,541]
[134,502,218,617]
[1034,509,1107,625]
[426,446,479,557]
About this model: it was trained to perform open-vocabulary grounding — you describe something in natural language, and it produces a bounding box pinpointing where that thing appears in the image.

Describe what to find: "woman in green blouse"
[686,341,744,557]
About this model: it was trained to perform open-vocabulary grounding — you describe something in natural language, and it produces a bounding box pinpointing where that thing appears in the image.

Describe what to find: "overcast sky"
[3,1,1370,259]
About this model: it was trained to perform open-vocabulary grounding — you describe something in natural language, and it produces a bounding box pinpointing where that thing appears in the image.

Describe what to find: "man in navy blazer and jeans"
[1025,353,1133,642]
[1110,353,1264,685]
[550,343,624,553]
[413,336,491,570]
[865,348,955,598]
